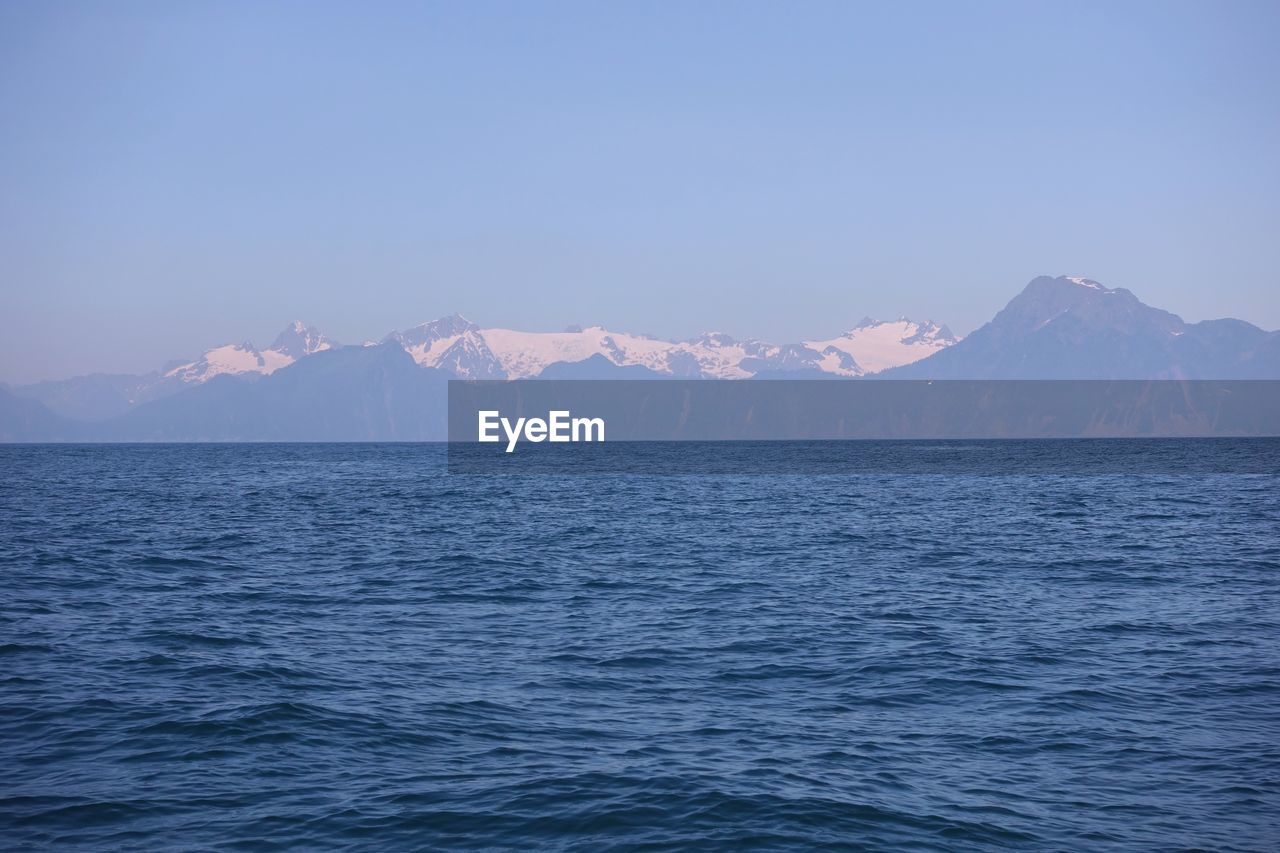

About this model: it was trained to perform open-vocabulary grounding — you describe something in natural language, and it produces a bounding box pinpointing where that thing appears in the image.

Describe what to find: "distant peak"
[852,317,915,330]
[851,317,935,331]
[1064,276,1107,291]
[1020,275,1123,299]
[424,312,475,327]
[406,314,478,335]
[270,321,332,357]
[691,331,738,347]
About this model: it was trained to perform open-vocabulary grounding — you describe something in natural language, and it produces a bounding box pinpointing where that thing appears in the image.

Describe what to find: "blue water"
[1,443,1278,850]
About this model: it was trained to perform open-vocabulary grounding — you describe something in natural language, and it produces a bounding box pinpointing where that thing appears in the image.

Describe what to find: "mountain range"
[2,275,1277,441]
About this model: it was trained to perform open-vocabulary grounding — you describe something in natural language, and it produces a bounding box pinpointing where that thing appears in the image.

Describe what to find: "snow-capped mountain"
[805,318,959,376]
[270,320,335,359]
[885,276,1280,379]
[386,315,756,378]
[383,315,506,379]
[380,314,954,379]
[164,321,334,384]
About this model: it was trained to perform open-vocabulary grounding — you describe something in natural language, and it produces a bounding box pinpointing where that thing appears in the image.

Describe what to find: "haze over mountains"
[2,275,1277,441]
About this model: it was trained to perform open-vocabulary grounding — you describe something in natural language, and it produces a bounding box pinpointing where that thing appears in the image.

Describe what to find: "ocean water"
[1,442,1278,850]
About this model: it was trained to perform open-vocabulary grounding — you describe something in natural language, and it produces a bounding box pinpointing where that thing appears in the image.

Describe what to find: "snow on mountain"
[21,310,956,400]
[270,320,334,359]
[25,310,954,407]
[805,318,960,376]
[165,321,334,384]
[384,319,789,379]
[481,326,777,379]
[385,315,506,379]
[376,315,954,378]
[100,272,1280,387]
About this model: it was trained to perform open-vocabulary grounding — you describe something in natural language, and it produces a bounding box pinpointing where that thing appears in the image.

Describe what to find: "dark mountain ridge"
[885,276,1279,379]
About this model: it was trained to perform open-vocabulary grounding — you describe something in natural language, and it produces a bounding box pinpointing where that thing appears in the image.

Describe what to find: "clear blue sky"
[2,1,1278,383]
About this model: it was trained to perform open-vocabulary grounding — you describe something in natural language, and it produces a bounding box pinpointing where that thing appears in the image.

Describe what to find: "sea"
[1,442,1278,850]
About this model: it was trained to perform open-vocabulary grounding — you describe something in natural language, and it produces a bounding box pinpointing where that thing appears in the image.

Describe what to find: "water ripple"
[0,443,1277,850]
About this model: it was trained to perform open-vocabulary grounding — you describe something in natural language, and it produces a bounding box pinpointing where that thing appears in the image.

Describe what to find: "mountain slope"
[536,354,667,379]
[885,276,1280,379]
[8,372,180,421]
[165,321,334,384]
[103,343,449,441]
[805,318,957,375]
[10,321,337,421]
[0,388,82,441]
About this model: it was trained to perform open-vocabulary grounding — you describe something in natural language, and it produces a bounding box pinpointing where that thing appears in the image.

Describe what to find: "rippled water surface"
[2,443,1278,850]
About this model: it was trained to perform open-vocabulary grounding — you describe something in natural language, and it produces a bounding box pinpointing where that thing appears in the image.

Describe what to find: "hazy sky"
[2,1,1278,383]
